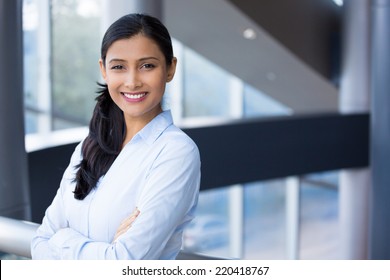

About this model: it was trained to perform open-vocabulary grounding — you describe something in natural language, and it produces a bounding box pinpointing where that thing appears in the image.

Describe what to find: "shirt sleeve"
[119,140,201,259]
[31,142,82,259]
[31,138,201,260]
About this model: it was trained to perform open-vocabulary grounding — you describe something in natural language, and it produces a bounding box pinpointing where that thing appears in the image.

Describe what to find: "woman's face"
[99,34,176,125]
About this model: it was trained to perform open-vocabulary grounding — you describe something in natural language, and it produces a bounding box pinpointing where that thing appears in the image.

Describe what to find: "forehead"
[106,35,164,61]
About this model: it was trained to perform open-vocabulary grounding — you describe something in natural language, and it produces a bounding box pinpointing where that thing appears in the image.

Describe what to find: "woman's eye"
[142,63,155,70]
[111,65,124,70]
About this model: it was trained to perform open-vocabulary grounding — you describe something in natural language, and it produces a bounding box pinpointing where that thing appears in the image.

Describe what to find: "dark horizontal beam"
[28,113,369,222]
[183,113,369,190]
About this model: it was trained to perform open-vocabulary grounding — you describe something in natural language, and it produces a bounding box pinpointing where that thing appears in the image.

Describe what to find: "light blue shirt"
[31,110,200,259]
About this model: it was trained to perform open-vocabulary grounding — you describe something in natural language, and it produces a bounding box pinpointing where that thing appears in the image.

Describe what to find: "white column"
[101,0,163,32]
[167,38,184,122]
[228,184,244,258]
[339,0,371,259]
[286,176,300,260]
[229,76,244,119]
[227,77,245,258]
[339,168,370,259]
[37,0,51,134]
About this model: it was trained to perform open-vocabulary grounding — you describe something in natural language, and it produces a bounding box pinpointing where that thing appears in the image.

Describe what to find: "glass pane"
[23,0,39,108]
[244,83,291,118]
[183,187,230,258]
[53,117,86,130]
[23,0,40,133]
[0,252,28,260]
[243,179,286,259]
[51,0,101,130]
[183,48,231,118]
[25,110,39,134]
[299,171,339,259]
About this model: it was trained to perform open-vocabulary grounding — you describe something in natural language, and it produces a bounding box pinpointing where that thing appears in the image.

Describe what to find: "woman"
[31,13,201,259]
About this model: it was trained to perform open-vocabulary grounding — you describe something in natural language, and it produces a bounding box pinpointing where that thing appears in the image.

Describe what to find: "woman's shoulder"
[165,124,198,147]
[158,124,200,158]
[70,140,84,162]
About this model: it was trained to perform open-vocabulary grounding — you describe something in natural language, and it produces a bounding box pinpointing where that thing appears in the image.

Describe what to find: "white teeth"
[123,92,146,99]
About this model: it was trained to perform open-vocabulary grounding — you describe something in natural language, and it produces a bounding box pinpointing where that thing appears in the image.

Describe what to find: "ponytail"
[73,83,124,200]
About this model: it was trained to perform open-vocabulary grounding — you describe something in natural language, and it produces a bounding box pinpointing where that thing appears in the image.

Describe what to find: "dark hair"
[73,13,174,200]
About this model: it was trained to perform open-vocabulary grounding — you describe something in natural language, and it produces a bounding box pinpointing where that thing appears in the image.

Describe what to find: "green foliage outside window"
[52,0,101,129]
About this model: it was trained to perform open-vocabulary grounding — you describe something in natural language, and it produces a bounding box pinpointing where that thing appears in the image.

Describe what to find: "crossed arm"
[31,142,200,260]
[112,208,140,243]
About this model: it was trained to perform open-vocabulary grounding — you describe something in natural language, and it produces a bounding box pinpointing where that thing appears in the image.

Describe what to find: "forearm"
[31,237,60,260]
[33,227,141,260]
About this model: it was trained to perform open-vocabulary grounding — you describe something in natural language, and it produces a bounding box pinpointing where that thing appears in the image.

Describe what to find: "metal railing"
[0,216,223,260]
[0,216,38,258]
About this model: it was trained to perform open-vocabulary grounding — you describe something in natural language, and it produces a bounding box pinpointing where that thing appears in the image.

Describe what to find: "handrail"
[0,216,38,258]
[0,216,224,260]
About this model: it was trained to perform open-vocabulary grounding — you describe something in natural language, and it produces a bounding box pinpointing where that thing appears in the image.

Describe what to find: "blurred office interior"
[1,0,390,260]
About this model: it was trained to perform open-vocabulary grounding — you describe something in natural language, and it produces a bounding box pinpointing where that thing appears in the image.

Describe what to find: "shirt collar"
[135,110,173,146]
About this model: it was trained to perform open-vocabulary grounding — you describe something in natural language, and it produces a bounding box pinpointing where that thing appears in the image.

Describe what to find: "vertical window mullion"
[37,0,52,133]
[286,176,301,259]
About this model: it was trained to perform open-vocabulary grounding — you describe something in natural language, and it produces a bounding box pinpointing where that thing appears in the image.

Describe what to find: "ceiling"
[164,0,341,114]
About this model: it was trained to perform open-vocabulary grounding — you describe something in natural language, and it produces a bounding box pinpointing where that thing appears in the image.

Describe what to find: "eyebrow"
[108,57,160,64]
[108,58,126,64]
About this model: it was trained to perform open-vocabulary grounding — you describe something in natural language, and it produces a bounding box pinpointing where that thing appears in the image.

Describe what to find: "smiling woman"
[99,34,177,142]
[31,13,200,260]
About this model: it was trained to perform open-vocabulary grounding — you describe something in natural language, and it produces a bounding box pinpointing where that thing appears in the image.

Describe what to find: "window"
[51,0,101,130]
[182,187,231,257]
[244,83,291,118]
[243,179,287,259]
[299,171,339,259]
[182,48,232,118]
[23,0,47,134]
[23,0,102,134]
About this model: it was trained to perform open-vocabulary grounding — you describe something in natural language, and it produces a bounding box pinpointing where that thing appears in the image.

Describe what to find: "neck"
[122,107,163,147]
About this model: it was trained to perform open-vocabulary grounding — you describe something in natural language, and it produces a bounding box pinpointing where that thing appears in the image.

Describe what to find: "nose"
[124,70,142,89]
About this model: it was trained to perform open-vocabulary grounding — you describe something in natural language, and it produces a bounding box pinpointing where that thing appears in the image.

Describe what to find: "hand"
[112,207,140,243]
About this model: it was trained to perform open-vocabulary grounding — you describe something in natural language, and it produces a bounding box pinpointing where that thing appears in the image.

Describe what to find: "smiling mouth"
[122,92,147,100]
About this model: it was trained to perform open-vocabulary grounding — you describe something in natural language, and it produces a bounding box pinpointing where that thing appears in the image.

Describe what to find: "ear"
[166,57,177,83]
[99,58,107,81]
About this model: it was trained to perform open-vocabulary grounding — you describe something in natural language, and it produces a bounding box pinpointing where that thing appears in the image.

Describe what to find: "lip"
[121,91,148,102]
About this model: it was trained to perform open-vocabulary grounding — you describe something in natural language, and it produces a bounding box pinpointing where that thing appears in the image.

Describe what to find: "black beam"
[28,113,369,223]
[185,113,369,190]
[29,143,79,223]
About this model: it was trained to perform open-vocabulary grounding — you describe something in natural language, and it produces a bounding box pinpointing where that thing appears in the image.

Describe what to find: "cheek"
[105,75,122,91]
[153,82,166,98]
[105,79,120,100]
[153,75,168,92]
[107,88,117,104]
